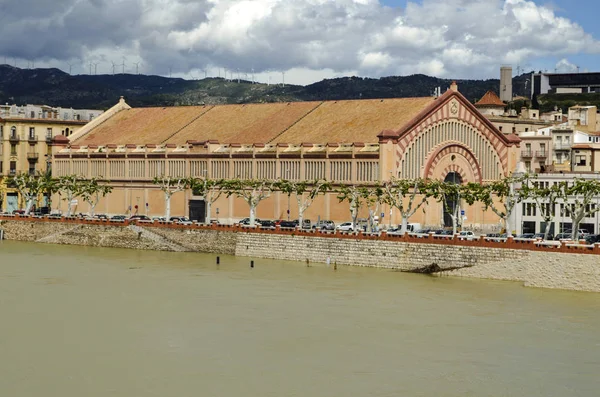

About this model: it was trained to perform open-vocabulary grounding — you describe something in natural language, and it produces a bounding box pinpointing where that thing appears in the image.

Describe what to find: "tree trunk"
[66,194,73,216]
[249,205,256,227]
[504,215,512,237]
[543,218,552,240]
[165,193,171,221]
[90,202,97,217]
[400,215,408,234]
[205,200,212,225]
[24,197,34,215]
[298,207,305,230]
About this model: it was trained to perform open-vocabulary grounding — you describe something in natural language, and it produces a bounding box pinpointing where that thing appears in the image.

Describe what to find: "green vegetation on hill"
[536,93,600,114]
[0,64,581,112]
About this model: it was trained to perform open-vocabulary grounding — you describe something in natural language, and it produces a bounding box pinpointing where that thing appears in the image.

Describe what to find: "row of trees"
[155,175,600,240]
[7,173,600,241]
[7,172,112,217]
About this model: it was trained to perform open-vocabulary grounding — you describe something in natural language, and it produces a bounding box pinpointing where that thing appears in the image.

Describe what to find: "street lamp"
[286,170,291,221]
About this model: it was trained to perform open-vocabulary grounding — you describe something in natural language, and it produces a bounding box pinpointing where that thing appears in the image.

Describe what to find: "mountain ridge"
[0,64,540,110]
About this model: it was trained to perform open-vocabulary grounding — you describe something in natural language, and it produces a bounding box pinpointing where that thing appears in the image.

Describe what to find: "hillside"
[0,64,532,110]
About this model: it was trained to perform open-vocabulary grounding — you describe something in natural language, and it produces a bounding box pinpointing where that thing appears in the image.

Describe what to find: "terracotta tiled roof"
[475,91,505,107]
[73,97,436,146]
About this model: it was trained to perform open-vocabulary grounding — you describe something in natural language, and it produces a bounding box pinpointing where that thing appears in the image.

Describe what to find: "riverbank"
[1,217,599,292]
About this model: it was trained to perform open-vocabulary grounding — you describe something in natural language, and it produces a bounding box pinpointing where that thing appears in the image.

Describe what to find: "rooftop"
[475,91,505,107]
[73,97,437,146]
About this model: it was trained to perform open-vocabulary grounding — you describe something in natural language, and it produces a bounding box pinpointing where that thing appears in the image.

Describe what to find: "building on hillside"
[0,104,103,212]
[51,84,522,229]
[531,71,600,97]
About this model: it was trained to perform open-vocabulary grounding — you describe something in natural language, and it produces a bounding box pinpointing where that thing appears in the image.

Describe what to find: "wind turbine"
[93,62,100,75]
[133,62,140,75]
[121,57,126,74]
[111,61,117,75]
[68,62,77,75]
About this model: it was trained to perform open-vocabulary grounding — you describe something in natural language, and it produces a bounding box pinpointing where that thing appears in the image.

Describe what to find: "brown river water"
[1,240,599,397]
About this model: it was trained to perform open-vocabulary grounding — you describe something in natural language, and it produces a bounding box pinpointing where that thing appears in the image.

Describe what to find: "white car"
[336,222,354,231]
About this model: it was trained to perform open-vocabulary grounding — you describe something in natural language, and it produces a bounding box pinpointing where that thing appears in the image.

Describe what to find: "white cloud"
[1,0,599,83]
[555,58,578,73]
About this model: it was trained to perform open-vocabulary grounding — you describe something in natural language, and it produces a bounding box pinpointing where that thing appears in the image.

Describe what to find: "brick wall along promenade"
[1,216,600,292]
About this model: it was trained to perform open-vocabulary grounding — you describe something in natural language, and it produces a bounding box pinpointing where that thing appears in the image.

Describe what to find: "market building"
[51,84,522,229]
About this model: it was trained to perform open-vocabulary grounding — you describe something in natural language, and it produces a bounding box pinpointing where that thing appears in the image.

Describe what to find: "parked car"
[129,215,151,221]
[313,220,335,230]
[533,232,553,240]
[336,222,354,231]
[94,214,109,220]
[434,229,453,235]
[517,233,535,239]
[279,220,298,228]
[296,219,312,229]
[554,233,572,241]
[12,209,25,215]
[239,217,262,225]
[584,234,600,244]
[170,216,193,225]
[258,220,276,229]
[110,215,127,221]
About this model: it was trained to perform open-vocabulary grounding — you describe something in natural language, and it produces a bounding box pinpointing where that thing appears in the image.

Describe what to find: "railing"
[8,134,19,142]
[554,143,572,150]
[45,134,53,142]
[8,170,16,176]
[27,152,39,161]
[28,134,37,142]
[521,150,533,158]
[536,151,548,158]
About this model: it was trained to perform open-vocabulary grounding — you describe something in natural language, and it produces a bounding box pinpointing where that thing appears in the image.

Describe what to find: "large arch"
[423,143,483,183]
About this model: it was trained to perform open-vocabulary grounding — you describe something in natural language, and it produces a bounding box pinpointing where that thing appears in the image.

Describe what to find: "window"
[525,161,531,172]
[0,125,3,139]
[10,143,16,155]
[499,126,503,132]
[46,127,52,140]
[525,128,529,132]
[10,126,16,139]
[9,161,16,174]
[575,155,587,166]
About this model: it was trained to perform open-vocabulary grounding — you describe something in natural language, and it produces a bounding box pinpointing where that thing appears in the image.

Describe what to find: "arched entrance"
[443,172,462,227]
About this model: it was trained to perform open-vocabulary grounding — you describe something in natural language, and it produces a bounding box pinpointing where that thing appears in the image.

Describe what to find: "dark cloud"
[0,0,598,83]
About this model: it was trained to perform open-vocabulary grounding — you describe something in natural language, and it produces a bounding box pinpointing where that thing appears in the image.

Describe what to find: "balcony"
[536,151,548,158]
[9,169,16,176]
[28,134,38,142]
[27,152,39,161]
[8,134,19,143]
[554,143,572,150]
[45,134,53,143]
[521,150,533,158]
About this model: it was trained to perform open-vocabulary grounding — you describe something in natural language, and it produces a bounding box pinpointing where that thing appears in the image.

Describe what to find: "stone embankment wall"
[234,232,528,271]
[1,218,599,292]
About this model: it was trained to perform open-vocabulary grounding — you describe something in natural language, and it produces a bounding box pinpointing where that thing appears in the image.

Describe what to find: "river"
[1,240,599,396]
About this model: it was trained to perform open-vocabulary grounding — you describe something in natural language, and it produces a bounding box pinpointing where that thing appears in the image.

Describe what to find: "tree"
[557,178,600,240]
[152,176,190,222]
[0,179,7,211]
[521,178,562,240]
[359,184,385,232]
[439,181,479,235]
[222,179,275,226]
[189,177,224,224]
[8,172,54,215]
[336,185,364,230]
[275,179,331,228]
[382,178,440,234]
[56,175,84,216]
[469,175,529,237]
[80,178,113,217]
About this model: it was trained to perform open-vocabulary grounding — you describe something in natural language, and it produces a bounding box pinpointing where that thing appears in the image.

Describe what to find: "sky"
[0,0,599,85]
